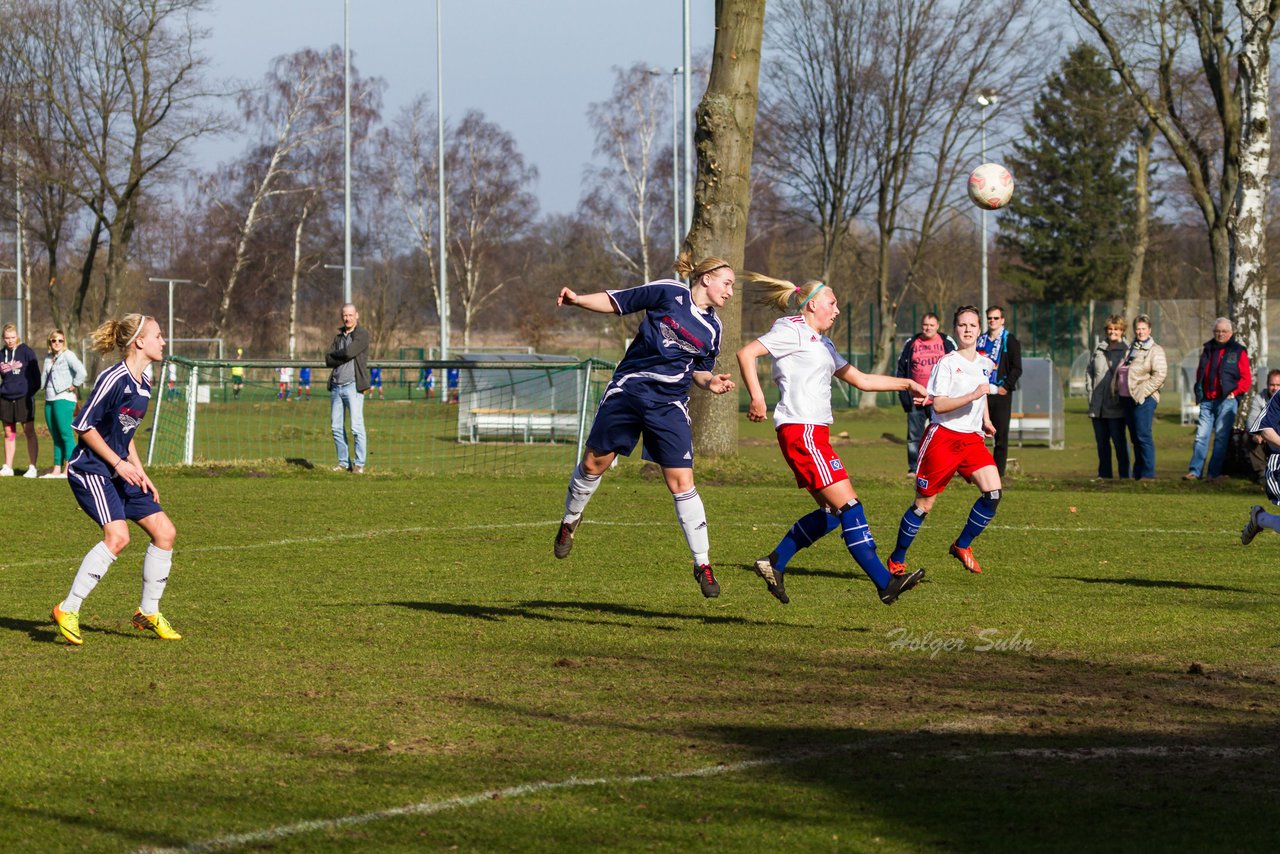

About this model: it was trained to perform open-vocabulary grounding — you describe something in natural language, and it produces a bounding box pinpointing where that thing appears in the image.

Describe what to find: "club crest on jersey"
[658,316,704,355]
[118,405,145,434]
[830,459,844,470]
[916,476,929,490]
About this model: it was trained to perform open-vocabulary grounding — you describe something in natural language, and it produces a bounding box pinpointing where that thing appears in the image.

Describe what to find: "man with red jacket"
[1186,317,1251,481]
[896,313,955,473]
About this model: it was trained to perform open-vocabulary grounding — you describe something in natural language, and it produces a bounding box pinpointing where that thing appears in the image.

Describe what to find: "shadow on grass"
[388,599,797,628]
[0,614,134,644]
[1056,575,1254,593]
[732,561,852,582]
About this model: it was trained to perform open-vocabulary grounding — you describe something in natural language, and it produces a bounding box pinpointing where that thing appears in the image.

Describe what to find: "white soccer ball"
[968,163,1014,211]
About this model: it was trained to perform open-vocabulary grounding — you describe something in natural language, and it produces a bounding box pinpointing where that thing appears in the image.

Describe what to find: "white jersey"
[927,350,995,435]
[757,315,849,428]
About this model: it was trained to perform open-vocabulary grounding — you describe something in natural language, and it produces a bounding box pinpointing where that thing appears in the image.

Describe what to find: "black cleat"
[753,556,790,604]
[694,564,720,598]
[879,567,925,605]
[554,517,581,559]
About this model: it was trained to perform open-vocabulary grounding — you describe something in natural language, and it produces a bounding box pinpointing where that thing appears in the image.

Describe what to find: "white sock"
[1259,508,1280,533]
[563,462,602,521]
[673,487,710,565]
[62,542,117,613]
[140,544,174,614]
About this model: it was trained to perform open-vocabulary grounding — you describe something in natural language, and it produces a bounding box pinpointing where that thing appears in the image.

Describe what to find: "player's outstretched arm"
[693,370,736,395]
[736,339,769,422]
[932,384,990,414]
[556,288,616,314]
[835,364,925,402]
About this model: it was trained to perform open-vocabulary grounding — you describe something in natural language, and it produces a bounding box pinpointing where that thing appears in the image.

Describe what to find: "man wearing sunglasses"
[976,307,1022,477]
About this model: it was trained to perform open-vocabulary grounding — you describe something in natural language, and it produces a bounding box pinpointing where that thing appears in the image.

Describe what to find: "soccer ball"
[968,163,1014,210]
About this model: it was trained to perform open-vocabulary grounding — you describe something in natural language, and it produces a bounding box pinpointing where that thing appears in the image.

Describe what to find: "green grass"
[2,404,1279,852]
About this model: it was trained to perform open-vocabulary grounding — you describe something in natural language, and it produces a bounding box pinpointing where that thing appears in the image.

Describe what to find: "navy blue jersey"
[605,279,722,403]
[1249,388,1280,454]
[68,361,152,477]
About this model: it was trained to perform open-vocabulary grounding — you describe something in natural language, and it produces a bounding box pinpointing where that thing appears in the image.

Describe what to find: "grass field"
[2,403,1279,852]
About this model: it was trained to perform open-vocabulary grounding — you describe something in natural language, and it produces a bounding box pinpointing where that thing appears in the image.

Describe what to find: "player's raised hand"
[557,287,577,307]
[707,374,736,395]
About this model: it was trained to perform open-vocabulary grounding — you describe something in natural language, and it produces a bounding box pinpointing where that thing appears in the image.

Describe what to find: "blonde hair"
[89,314,151,355]
[742,272,827,313]
[47,328,67,348]
[1105,314,1127,333]
[674,251,733,286]
[2,322,15,337]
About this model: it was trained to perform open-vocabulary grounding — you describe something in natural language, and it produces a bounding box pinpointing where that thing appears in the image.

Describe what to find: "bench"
[465,407,580,444]
[1007,414,1060,448]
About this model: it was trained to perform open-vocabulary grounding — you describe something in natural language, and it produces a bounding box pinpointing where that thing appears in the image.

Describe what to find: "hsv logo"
[118,404,146,434]
[658,316,705,355]
[916,476,929,490]
[830,459,844,471]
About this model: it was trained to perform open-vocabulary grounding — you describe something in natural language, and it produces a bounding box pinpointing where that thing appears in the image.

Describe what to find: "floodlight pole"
[0,267,14,336]
[14,173,23,340]
[672,67,683,259]
[437,0,449,361]
[976,88,998,313]
[343,0,353,305]
[682,0,693,239]
[148,277,193,346]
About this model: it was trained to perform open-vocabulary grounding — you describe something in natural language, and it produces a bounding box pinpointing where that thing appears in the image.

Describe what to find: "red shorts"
[914,423,995,496]
[777,424,849,491]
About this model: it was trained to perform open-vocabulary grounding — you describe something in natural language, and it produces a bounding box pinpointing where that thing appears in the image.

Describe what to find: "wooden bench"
[465,407,579,444]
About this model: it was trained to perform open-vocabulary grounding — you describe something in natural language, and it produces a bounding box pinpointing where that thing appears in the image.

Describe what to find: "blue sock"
[772,508,839,572]
[891,505,928,564]
[956,490,1000,549]
[841,501,891,589]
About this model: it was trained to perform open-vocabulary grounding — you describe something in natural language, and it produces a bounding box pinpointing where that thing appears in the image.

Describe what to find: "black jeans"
[988,390,1013,476]
[1091,416,1129,478]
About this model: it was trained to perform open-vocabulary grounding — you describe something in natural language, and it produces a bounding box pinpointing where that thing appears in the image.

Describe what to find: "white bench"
[1007,414,1059,448]
[466,408,579,444]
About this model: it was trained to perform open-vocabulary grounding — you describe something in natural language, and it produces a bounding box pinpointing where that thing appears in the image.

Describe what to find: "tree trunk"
[1232,0,1276,421]
[685,0,766,458]
[1123,121,1155,322]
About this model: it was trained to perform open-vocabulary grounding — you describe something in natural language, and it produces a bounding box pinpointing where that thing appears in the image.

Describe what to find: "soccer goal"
[145,356,614,475]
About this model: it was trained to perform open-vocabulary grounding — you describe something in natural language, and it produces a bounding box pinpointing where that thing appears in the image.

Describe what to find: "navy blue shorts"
[68,468,164,526]
[1264,453,1280,505]
[586,391,694,469]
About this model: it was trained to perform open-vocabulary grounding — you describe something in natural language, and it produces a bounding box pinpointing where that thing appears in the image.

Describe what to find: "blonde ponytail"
[89,313,149,355]
[743,272,826,313]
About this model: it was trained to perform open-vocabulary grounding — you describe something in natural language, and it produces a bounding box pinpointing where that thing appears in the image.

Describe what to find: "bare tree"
[7,0,222,344]
[581,63,670,284]
[1068,0,1278,358]
[446,110,538,348]
[685,0,766,457]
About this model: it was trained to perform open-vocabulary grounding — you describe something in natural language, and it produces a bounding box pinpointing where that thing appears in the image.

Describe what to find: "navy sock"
[841,501,891,589]
[891,505,928,564]
[772,508,839,572]
[955,490,1000,549]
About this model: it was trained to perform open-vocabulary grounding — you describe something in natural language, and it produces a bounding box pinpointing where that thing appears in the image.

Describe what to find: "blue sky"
[198,0,717,215]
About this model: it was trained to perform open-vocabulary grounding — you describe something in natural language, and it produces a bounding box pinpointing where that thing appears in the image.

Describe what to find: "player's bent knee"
[981,489,1001,511]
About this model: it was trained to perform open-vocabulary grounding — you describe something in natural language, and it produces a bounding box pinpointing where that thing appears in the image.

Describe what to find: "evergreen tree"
[998,44,1138,303]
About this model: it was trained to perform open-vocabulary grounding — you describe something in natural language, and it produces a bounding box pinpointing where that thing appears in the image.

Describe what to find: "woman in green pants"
[41,329,86,478]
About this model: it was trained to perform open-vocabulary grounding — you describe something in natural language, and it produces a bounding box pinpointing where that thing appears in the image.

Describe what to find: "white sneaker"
[40,471,67,479]
[23,466,38,478]
[0,465,13,476]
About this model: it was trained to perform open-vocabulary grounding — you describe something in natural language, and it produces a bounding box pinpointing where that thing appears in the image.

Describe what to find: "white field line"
[134,741,1272,853]
[0,519,1241,572]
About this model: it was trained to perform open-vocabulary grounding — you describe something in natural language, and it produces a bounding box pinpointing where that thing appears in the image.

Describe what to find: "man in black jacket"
[1186,317,1251,480]
[896,313,955,473]
[326,303,370,473]
[976,306,1022,477]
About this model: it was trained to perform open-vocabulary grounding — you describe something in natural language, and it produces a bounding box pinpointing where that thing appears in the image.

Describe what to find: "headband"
[798,283,826,308]
[124,315,151,349]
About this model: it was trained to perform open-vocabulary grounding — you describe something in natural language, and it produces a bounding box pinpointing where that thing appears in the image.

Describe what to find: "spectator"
[1085,315,1129,479]
[326,303,369,473]
[297,366,312,401]
[1,322,41,478]
[976,305,1022,477]
[896,313,955,474]
[41,328,86,478]
[1117,314,1167,481]
[1243,369,1280,483]
[1186,317,1251,481]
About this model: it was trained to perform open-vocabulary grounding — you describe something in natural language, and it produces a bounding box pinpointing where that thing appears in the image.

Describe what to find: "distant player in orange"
[888,305,1003,575]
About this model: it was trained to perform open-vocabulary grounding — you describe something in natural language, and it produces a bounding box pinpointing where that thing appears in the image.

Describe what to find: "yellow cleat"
[132,609,182,640]
[52,604,83,646]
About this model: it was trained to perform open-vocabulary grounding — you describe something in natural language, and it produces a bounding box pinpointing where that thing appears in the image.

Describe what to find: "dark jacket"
[895,332,956,411]
[325,325,371,392]
[1194,337,1250,403]
[0,343,41,401]
[978,330,1022,392]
